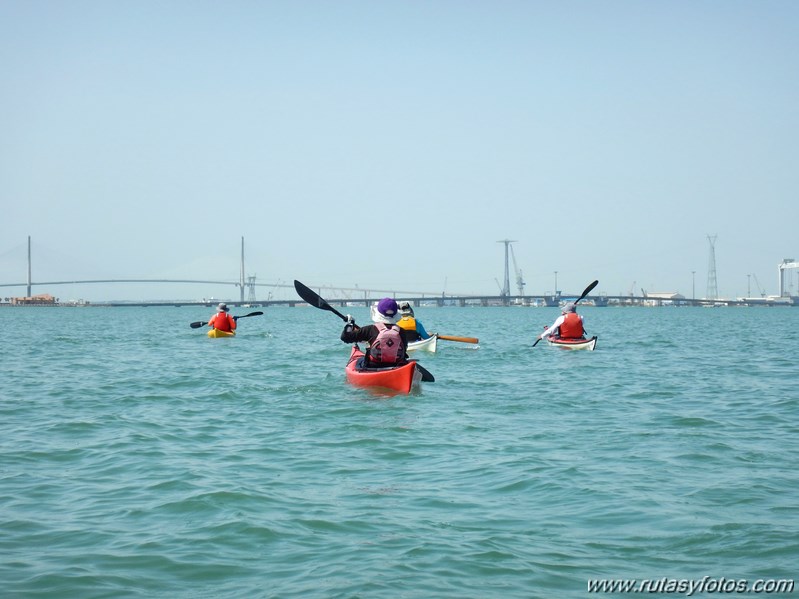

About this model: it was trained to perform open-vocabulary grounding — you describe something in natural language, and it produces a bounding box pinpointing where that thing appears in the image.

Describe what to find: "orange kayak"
[344,345,421,394]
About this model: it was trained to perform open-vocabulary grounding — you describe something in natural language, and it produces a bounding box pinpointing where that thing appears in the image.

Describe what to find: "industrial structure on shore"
[1,236,797,308]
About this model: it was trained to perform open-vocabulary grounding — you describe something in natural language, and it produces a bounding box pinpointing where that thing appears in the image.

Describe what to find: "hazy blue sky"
[2,1,797,302]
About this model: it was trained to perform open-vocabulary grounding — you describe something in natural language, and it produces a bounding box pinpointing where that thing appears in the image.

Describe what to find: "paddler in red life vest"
[341,297,408,366]
[538,302,586,342]
[207,302,237,334]
[396,301,432,345]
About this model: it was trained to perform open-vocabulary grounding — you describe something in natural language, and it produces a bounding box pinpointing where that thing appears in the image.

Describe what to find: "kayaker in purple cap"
[538,302,587,342]
[341,297,408,367]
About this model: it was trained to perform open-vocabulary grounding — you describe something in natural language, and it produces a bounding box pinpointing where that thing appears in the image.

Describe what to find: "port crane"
[750,273,766,297]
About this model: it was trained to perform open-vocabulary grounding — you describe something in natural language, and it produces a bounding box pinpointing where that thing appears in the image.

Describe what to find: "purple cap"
[377,297,398,317]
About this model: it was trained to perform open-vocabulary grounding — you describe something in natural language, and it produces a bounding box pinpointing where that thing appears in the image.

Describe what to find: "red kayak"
[345,345,422,394]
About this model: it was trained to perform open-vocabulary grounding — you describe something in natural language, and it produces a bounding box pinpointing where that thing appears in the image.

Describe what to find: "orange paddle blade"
[437,334,479,344]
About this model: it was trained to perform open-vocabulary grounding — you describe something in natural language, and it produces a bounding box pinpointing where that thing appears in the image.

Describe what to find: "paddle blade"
[415,363,435,382]
[532,338,542,347]
[294,280,348,321]
[576,280,599,304]
[234,311,264,320]
[294,279,321,306]
[190,321,206,329]
[438,334,479,344]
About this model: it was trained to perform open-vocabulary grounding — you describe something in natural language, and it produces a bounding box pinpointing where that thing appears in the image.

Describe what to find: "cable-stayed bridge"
[0,236,467,303]
[2,237,795,307]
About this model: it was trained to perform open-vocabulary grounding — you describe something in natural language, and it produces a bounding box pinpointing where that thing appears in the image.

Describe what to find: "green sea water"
[2,305,797,598]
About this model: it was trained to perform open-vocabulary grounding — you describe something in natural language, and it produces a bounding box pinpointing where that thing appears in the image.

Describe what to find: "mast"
[496,239,516,305]
[706,235,718,300]
[27,236,32,298]
[240,236,245,303]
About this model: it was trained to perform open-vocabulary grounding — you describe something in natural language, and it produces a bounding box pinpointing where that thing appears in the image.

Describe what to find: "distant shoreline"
[1,297,796,308]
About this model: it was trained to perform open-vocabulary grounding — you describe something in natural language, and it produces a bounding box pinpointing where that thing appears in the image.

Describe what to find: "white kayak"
[546,336,598,351]
[407,334,438,353]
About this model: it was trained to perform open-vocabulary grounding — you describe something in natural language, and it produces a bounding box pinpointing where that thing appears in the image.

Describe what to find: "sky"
[1,0,798,302]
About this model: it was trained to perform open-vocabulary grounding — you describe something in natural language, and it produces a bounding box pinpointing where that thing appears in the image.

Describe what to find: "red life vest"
[211,312,234,332]
[559,313,584,339]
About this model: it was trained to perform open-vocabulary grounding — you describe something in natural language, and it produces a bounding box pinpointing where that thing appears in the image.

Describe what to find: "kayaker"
[207,302,237,334]
[396,301,431,345]
[538,302,586,341]
[341,297,408,367]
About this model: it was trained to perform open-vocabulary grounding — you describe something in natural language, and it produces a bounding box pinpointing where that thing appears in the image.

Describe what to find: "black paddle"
[189,311,264,329]
[293,280,434,383]
[294,280,349,320]
[533,279,598,347]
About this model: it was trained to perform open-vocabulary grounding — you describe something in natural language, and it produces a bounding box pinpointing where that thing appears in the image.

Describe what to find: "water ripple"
[1,306,797,597]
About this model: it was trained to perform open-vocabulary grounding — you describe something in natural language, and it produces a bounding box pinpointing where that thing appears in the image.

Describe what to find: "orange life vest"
[397,315,417,332]
[559,313,584,339]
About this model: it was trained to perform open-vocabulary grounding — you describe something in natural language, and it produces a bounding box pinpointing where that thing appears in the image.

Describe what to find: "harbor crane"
[751,273,766,297]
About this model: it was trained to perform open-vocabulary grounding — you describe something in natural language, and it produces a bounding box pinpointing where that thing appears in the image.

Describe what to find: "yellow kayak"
[207,328,236,338]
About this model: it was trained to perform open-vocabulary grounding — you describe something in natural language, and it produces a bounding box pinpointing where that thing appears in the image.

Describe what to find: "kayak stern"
[345,345,422,394]
[546,336,597,351]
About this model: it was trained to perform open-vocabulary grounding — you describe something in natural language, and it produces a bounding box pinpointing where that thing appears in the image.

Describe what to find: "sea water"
[2,305,797,598]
